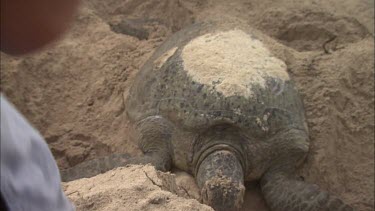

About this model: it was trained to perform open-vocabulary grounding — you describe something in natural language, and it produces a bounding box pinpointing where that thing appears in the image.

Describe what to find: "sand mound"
[63,165,213,211]
[295,38,374,209]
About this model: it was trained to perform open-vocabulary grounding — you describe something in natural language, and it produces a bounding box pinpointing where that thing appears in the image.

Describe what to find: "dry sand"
[63,165,213,211]
[1,0,373,210]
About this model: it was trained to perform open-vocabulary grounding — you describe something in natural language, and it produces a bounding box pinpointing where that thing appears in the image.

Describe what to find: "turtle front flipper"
[60,152,170,182]
[61,115,174,182]
[260,167,353,211]
[196,150,245,211]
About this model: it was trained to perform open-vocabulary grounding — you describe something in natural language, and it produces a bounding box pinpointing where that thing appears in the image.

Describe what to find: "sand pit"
[1,0,373,210]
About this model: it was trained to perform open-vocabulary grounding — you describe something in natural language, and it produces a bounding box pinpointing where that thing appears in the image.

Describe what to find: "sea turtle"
[61,23,353,211]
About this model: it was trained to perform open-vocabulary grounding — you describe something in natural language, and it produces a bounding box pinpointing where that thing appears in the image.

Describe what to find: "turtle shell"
[126,22,307,139]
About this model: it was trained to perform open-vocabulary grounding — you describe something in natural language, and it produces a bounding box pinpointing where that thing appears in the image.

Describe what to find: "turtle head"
[196,150,245,211]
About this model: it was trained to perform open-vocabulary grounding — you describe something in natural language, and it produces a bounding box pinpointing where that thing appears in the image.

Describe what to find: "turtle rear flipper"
[60,152,171,182]
[260,167,354,211]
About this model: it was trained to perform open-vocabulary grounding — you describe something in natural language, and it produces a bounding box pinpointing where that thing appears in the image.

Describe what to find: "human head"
[1,0,79,55]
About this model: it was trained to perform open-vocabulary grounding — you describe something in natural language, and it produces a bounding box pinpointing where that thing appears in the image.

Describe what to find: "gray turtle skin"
[61,23,353,211]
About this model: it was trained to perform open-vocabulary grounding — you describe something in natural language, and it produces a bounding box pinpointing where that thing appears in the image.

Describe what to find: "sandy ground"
[1,0,374,210]
[63,165,214,211]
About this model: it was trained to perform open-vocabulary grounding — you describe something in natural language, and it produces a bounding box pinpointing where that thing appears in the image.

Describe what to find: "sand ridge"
[63,165,214,211]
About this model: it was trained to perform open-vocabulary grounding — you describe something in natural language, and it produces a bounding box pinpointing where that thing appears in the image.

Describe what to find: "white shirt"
[0,95,74,211]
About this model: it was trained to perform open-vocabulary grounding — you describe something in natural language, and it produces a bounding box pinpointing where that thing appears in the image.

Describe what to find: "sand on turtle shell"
[182,30,289,99]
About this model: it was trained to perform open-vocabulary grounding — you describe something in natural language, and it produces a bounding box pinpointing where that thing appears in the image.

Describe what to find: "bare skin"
[1,0,79,55]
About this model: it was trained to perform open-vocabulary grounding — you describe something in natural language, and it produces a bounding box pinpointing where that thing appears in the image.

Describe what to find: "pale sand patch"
[182,30,289,98]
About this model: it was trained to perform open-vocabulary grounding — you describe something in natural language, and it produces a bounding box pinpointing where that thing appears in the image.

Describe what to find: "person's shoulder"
[0,94,39,137]
[1,94,22,120]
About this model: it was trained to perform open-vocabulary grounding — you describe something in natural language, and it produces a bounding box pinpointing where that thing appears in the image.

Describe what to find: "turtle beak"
[196,150,245,211]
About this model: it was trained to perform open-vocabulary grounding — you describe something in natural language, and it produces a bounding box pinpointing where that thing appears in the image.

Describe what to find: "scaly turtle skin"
[61,22,353,211]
